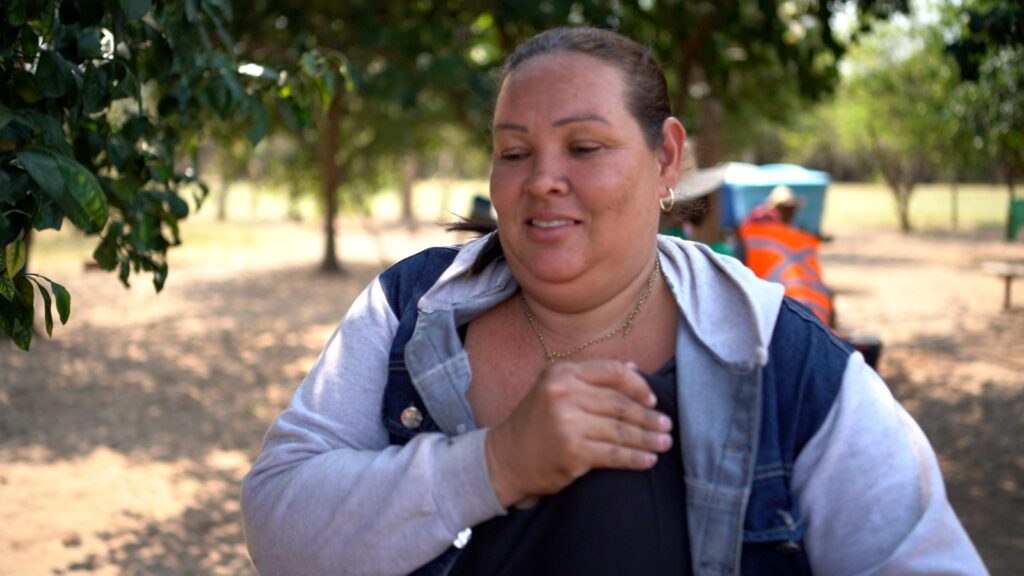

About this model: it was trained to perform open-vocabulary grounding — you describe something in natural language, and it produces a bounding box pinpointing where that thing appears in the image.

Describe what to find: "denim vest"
[379,247,849,576]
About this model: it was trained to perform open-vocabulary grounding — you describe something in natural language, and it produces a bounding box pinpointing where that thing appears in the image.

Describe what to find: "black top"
[449,359,691,576]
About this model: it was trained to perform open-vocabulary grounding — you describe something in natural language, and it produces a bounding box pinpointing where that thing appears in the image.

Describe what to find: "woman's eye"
[569,143,601,156]
[498,150,528,163]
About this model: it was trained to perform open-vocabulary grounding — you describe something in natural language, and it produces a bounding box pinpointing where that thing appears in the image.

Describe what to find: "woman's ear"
[657,117,686,187]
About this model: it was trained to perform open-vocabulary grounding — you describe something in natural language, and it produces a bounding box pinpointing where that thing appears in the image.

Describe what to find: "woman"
[242,27,985,575]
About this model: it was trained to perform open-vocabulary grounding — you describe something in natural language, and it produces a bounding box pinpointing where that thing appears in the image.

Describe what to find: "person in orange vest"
[737,185,833,326]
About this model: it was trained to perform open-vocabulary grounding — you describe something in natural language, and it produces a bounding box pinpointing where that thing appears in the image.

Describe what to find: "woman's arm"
[241,279,504,576]
[792,353,987,575]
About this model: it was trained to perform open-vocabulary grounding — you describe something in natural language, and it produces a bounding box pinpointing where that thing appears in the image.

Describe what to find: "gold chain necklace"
[520,259,662,365]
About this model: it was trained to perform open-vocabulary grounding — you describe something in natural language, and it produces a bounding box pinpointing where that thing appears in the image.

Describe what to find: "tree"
[0,0,264,350]
[227,1,912,258]
[947,0,1024,236]
[611,0,909,240]
[833,22,959,232]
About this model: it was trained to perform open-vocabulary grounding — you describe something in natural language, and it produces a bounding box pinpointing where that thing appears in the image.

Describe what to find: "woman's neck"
[517,255,664,351]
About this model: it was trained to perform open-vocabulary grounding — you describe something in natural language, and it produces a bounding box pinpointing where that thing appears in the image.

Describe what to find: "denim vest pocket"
[740,462,811,575]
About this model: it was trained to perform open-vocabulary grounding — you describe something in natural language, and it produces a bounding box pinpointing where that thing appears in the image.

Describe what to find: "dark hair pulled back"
[498,27,672,149]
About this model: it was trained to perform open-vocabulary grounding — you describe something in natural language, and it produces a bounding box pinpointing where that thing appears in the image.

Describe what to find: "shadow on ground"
[884,312,1024,576]
[1,262,381,575]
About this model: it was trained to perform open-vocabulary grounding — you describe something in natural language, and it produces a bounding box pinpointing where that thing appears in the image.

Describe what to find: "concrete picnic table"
[981,260,1024,311]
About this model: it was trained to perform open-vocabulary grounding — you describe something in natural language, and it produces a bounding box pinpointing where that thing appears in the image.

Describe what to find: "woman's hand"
[484,360,673,507]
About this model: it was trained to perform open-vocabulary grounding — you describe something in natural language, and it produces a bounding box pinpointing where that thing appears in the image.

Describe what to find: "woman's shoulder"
[378,245,463,315]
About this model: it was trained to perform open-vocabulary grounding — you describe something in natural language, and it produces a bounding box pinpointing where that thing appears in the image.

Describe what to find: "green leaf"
[24,111,65,148]
[77,27,103,59]
[50,279,70,324]
[118,256,130,286]
[112,65,140,101]
[16,150,64,196]
[28,276,54,337]
[166,193,189,218]
[55,154,109,233]
[107,134,132,167]
[119,0,152,21]
[10,316,32,350]
[185,0,198,22]
[35,50,73,98]
[82,64,111,113]
[247,101,269,144]
[153,260,167,292]
[92,233,118,270]
[0,104,13,131]
[14,70,40,103]
[0,272,14,301]
[33,200,64,231]
[11,275,34,350]
[5,239,27,278]
[18,150,104,233]
[6,0,27,26]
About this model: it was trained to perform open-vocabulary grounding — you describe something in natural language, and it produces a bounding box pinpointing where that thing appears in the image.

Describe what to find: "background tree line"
[2,0,1019,349]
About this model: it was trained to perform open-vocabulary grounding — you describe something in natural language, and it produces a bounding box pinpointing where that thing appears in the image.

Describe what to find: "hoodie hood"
[418,233,784,369]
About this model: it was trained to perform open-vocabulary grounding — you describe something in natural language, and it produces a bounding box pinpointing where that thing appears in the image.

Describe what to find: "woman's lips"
[529,218,577,228]
[524,217,581,242]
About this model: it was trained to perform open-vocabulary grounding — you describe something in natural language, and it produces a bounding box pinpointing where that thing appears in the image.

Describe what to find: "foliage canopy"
[1,0,263,349]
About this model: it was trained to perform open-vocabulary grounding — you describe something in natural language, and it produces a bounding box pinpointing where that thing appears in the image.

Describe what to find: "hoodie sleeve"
[241,278,505,576]
[791,353,988,575]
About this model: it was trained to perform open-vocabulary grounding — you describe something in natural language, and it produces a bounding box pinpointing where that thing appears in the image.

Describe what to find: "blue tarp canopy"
[719,163,831,236]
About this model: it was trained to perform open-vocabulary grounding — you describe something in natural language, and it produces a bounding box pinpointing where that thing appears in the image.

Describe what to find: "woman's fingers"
[486,358,674,506]
[550,360,658,409]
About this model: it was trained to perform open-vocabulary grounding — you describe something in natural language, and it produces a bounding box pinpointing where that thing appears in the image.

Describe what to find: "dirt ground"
[0,219,1021,575]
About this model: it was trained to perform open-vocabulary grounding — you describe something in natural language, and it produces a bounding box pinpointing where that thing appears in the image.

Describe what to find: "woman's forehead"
[494,52,629,120]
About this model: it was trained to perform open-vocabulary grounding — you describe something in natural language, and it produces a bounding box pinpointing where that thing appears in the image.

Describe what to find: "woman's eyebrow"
[552,113,610,127]
[492,122,528,132]
[492,113,611,134]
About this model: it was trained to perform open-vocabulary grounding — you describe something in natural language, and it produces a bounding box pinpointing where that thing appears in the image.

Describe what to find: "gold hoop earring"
[659,188,676,213]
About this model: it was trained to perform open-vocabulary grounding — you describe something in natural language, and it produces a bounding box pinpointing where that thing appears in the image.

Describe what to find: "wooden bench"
[981,260,1024,311]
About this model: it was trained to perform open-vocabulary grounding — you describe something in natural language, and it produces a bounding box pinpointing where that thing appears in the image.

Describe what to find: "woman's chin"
[511,254,587,286]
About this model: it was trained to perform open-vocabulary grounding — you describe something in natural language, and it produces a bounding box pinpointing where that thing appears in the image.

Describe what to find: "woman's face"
[490,52,680,300]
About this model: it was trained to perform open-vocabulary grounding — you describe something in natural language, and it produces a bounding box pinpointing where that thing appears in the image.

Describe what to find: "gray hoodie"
[242,235,985,575]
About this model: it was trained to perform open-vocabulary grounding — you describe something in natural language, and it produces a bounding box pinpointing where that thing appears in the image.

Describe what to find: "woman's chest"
[463,313,543,428]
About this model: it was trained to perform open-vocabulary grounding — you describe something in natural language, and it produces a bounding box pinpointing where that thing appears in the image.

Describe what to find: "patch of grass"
[27,179,1015,279]
[824,182,1013,233]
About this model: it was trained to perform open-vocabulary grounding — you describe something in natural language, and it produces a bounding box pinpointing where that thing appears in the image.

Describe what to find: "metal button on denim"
[400,406,423,429]
[776,540,802,555]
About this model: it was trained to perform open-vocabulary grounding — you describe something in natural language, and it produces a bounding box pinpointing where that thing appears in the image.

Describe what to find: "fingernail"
[646,453,658,466]
[658,415,672,431]
[626,361,639,371]
[648,393,658,407]
[658,434,672,450]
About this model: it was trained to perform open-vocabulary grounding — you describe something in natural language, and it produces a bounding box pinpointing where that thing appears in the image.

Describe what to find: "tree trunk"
[950,176,959,231]
[867,128,915,234]
[673,9,719,120]
[400,154,419,231]
[896,184,913,233]
[689,67,725,245]
[319,91,346,274]
[435,151,455,220]
[287,181,303,222]
[1008,169,1018,241]
[216,186,229,222]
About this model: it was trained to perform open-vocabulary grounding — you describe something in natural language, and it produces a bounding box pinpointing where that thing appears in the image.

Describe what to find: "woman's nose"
[523,151,569,197]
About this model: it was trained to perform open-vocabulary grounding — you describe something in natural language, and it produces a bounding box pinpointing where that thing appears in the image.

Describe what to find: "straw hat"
[765,185,803,208]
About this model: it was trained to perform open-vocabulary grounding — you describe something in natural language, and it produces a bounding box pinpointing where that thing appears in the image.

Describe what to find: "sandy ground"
[0,219,1021,575]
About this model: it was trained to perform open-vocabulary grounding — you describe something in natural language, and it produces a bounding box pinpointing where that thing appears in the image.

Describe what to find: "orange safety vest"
[738,221,833,325]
